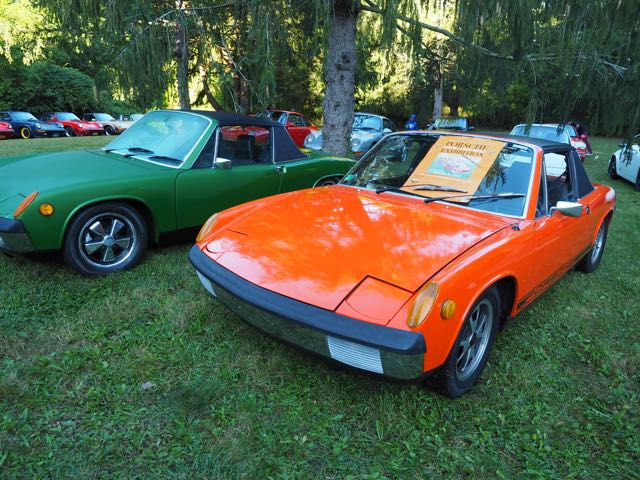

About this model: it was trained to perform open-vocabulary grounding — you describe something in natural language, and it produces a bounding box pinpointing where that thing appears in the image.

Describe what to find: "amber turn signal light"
[13,192,39,218]
[38,203,55,216]
[440,299,456,319]
[196,213,219,243]
[407,282,439,328]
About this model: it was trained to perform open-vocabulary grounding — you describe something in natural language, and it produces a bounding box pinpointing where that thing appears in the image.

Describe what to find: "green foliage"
[1,135,639,479]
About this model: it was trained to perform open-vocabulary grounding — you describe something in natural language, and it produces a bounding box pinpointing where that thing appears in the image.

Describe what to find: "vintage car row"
[0,110,143,138]
[0,110,355,274]
[190,130,615,397]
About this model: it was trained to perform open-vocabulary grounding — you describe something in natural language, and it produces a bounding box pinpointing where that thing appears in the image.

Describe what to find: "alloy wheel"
[455,299,494,382]
[77,213,137,268]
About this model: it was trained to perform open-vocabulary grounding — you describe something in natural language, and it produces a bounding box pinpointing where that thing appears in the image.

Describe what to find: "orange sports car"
[189,131,616,397]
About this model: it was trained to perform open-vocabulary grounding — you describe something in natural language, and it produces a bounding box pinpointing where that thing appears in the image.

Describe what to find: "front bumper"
[0,217,34,253]
[188,246,426,380]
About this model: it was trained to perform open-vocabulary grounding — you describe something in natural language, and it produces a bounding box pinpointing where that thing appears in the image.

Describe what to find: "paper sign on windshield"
[402,136,505,199]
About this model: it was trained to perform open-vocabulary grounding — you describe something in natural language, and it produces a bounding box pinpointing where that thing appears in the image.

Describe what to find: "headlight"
[304,134,315,147]
[57,123,63,128]
[407,282,438,328]
[97,122,103,128]
[35,123,41,128]
[351,138,361,149]
[196,213,219,243]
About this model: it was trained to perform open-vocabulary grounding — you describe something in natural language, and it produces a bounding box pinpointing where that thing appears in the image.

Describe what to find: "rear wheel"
[63,203,148,275]
[635,170,640,192]
[65,126,76,137]
[577,219,609,273]
[431,287,500,398]
[607,157,619,179]
[19,126,32,139]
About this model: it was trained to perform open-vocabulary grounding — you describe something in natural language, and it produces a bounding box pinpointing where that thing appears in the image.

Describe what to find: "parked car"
[190,130,615,397]
[304,113,397,156]
[0,110,355,275]
[81,113,129,135]
[119,113,144,123]
[510,123,589,160]
[609,134,640,191]
[40,112,103,137]
[255,110,318,148]
[0,111,65,139]
[0,120,14,139]
[427,117,474,131]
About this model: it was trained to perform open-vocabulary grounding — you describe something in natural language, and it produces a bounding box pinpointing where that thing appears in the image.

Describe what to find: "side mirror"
[554,201,583,217]
[383,128,392,134]
[214,158,232,170]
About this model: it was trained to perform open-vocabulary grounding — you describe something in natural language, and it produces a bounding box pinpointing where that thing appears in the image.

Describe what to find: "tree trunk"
[175,2,190,110]
[321,3,358,156]
[432,69,444,120]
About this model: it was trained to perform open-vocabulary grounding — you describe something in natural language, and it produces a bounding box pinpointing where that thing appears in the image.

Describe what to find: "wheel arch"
[313,174,344,187]
[61,197,159,247]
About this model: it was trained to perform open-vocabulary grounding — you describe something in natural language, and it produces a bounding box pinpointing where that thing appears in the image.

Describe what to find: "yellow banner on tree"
[402,136,505,199]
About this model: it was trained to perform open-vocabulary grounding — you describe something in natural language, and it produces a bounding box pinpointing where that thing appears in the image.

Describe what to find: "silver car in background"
[304,112,396,156]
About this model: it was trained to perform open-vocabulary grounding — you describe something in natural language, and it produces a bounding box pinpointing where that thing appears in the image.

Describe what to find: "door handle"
[275,165,287,174]
[585,206,591,215]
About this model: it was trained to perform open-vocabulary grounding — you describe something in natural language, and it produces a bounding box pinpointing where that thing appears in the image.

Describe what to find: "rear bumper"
[188,246,426,380]
[0,217,34,253]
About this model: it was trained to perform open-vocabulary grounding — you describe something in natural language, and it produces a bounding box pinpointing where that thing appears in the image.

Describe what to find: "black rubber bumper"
[0,217,27,234]
[188,245,426,356]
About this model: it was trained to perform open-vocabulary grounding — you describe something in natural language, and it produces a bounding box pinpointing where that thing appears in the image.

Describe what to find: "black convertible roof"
[182,110,280,128]
[475,132,569,150]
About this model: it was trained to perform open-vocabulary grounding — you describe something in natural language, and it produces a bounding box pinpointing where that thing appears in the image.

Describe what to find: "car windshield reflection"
[340,133,534,217]
[103,111,211,167]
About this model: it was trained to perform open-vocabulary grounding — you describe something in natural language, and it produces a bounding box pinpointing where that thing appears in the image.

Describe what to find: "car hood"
[206,186,510,312]
[351,129,380,140]
[0,150,159,215]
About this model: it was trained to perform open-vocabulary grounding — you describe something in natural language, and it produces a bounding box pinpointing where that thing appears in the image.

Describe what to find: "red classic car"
[40,112,103,137]
[0,121,14,139]
[256,110,318,147]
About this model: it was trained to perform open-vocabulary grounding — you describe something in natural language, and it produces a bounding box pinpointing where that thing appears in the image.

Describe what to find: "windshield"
[340,134,534,217]
[104,111,211,167]
[353,115,382,131]
[11,112,38,121]
[434,118,468,130]
[95,113,115,121]
[56,112,80,121]
[131,114,143,122]
[511,125,571,144]
[256,111,287,124]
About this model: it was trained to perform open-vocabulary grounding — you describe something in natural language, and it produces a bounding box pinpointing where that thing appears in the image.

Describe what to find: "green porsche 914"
[0,110,355,275]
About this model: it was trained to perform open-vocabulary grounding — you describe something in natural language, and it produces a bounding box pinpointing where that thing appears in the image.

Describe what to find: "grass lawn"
[1,135,638,478]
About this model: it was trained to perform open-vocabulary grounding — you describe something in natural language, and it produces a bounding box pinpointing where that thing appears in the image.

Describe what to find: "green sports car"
[0,110,355,275]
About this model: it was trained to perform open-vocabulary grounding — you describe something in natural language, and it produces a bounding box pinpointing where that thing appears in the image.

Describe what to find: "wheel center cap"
[103,236,115,247]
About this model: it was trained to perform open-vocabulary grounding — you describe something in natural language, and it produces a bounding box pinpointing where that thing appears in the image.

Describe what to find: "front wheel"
[608,158,619,179]
[635,170,640,192]
[63,203,148,275]
[430,287,500,398]
[577,219,609,273]
[65,126,76,137]
[19,126,32,139]
[104,125,115,136]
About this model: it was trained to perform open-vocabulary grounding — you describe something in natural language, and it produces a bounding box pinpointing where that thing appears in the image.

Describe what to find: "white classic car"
[609,134,640,191]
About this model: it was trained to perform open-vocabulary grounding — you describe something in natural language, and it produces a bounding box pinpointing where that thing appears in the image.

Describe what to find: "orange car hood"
[207,186,511,311]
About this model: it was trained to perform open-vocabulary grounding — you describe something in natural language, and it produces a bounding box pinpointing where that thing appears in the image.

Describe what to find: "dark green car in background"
[0,110,354,275]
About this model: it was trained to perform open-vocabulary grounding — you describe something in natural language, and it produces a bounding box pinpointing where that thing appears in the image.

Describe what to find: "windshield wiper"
[408,184,467,193]
[423,192,526,205]
[374,186,430,199]
[148,155,181,164]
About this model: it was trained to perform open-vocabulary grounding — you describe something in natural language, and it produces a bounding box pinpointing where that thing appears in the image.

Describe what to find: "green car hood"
[0,150,160,216]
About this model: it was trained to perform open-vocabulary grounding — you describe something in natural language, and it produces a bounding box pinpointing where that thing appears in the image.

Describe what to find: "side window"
[288,114,304,127]
[543,151,574,207]
[383,118,395,131]
[535,167,547,217]
[0,113,10,121]
[217,126,271,166]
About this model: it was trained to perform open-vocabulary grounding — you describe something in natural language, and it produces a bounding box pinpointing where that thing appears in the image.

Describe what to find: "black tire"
[635,170,640,192]
[608,157,619,180]
[19,126,32,139]
[63,203,148,276]
[104,125,115,136]
[315,176,341,187]
[430,287,500,398]
[65,126,76,137]
[577,218,609,273]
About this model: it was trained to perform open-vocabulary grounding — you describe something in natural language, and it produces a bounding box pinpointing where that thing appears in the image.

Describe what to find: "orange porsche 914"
[189,131,616,397]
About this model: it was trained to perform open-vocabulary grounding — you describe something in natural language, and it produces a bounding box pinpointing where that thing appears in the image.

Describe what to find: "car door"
[174,124,282,229]
[532,149,596,286]
[286,114,310,147]
[618,139,640,182]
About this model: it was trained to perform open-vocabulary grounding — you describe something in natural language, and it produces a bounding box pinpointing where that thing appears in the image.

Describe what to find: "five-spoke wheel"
[64,203,147,275]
